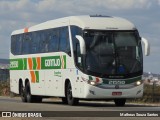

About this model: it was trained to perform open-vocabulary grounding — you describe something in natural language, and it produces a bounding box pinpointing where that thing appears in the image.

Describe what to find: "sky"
[0,0,160,74]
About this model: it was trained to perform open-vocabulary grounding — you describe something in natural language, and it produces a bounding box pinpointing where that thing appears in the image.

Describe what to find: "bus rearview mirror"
[141,37,150,56]
[75,35,86,55]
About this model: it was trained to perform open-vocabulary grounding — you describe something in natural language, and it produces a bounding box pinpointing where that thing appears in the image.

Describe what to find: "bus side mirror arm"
[141,37,150,56]
[75,35,86,55]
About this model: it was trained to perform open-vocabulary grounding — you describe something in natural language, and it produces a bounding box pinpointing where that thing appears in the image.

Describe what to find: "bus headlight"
[88,81,97,86]
[135,81,142,86]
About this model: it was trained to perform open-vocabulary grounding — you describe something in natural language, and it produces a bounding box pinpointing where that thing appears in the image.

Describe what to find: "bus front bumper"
[83,84,143,99]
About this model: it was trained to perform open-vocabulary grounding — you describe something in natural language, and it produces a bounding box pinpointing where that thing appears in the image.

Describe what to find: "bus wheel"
[62,97,68,104]
[34,96,42,103]
[20,83,27,102]
[114,99,126,106]
[66,82,79,106]
[25,82,34,103]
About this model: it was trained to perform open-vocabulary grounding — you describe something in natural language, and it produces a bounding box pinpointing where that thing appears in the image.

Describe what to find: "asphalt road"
[0,96,160,120]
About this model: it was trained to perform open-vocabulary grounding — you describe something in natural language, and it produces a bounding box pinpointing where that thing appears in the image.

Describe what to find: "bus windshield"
[83,30,143,78]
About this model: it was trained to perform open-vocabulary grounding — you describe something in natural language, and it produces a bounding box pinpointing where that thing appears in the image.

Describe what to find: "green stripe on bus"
[35,71,39,83]
[32,58,37,70]
[63,55,66,69]
[23,58,27,70]
[41,56,66,69]
[10,55,66,70]
[10,59,23,70]
[89,76,93,81]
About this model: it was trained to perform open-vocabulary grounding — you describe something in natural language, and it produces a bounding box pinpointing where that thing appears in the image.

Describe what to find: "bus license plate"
[112,92,122,96]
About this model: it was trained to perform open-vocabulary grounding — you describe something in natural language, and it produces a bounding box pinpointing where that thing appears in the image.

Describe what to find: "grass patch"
[129,84,160,103]
[0,81,10,96]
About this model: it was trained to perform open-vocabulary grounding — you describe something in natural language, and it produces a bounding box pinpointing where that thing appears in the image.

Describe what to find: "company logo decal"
[10,55,66,83]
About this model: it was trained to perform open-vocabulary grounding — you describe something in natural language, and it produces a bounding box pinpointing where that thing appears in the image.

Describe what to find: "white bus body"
[10,15,150,106]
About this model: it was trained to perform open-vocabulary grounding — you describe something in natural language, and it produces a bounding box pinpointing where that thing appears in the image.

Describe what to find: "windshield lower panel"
[83,30,143,79]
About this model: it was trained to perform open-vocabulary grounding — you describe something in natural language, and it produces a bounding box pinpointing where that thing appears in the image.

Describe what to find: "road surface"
[0,96,160,120]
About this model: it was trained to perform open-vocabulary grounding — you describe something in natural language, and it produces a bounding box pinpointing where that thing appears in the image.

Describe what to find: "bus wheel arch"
[64,79,79,106]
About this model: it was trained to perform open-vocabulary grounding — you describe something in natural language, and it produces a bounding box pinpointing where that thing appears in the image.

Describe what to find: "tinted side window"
[23,33,31,54]
[38,30,46,53]
[71,26,82,67]
[11,26,71,55]
[71,26,82,51]
[59,27,70,54]
[71,26,82,54]
[11,35,16,54]
[15,34,23,55]
[46,29,59,52]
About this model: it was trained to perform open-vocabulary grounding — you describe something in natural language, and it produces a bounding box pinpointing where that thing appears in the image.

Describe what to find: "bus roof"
[11,15,136,35]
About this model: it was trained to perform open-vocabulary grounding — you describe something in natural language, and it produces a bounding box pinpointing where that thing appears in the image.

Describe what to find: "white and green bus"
[10,15,150,106]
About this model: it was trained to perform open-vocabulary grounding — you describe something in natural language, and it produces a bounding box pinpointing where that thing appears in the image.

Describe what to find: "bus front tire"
[66,82,79,106]
[114,99,126,106]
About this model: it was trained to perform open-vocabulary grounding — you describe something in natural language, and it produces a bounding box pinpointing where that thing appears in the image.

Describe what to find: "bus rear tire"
[20,82,27,102]
[62,97,68,104]
[114,99,126,106]
[66,82,79,106]
[34,96,42,103]
[25,82,34,103]
[25,82,42,103]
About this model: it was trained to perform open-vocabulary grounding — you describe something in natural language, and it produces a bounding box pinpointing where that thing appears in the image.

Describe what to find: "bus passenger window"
[15,34,23,55]
[59,27,70,55]
[11,35,16,55]
[23,33,31,54]
[48,29,59,52]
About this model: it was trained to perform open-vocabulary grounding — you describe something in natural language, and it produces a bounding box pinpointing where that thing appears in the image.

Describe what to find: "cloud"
[157,0,160,5]
[0,0,30,11]
[84,0,152,10]
[0,34,9,58]
[33,0,153,13]
[0,0,153,14]
[0,1,159,58]
[0,0,157,26]
[0,0,159,74]
[0,25,2,31]
[36,0,56,12]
